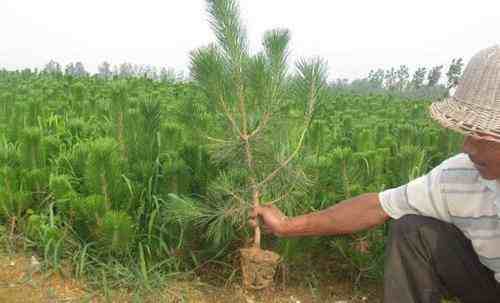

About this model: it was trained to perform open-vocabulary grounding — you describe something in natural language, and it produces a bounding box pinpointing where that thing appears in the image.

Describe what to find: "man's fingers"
[248,218,257,228]
[251,206,262,219]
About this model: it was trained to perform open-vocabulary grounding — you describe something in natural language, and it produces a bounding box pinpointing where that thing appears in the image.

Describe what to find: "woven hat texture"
[430,45,500,140]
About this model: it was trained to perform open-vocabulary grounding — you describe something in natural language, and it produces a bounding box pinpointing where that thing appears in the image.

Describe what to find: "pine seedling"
[0,166,32,238]
[49,174,78,221]
[127,98,163,184]
[84,138,124,210]
[98,210,136,256]
[109,82,129,159]
[65,141,90,183]
[0,141,27,232]
[73,194,107,241]
[20,127,43,170]
[186,0,328,289]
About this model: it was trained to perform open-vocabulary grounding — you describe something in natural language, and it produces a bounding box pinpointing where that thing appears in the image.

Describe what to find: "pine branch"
[212,182,246,205]
[205,135,232,144]
[219,95,242,138]
[263,191,290,206]
[256,58,327,189]
[206,0,248,66]
[256,119,310,189]
[248,111,271,139]
[246,30,289,140]
[263,29,290,80]
[190,45,243,138]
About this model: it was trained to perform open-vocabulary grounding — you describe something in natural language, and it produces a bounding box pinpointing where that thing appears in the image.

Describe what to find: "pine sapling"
[188,0,328,289]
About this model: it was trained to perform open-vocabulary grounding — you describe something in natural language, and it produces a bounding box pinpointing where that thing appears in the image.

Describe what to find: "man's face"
[462,133,500,180]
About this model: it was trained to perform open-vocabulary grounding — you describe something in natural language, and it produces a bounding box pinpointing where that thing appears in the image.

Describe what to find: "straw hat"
[430,45,500,141]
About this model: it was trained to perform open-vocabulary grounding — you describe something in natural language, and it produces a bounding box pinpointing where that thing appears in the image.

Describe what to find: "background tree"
[367,68,385,90]
[74,62,88,77]
[64,63,75,76]
[43,60,62,75]
[116,62,135,78]
[427,65,443,87]
[140,65,158,80]
[348,78,380,93]
[410,67,427,89]
[158,67,185,82]
[65,62,88,77]
[446,57,464,90]
[330,78,350,90]
[384,67,397,90]
[98,61,112,79]
[395,65,410,91]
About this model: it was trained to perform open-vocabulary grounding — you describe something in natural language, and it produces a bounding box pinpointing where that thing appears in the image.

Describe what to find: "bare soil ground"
[0,253,382,303]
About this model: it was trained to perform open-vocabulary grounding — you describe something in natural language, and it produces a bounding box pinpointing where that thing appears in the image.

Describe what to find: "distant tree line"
[40,60,184,82]
[2,57,464,99]
[330,58,464,100]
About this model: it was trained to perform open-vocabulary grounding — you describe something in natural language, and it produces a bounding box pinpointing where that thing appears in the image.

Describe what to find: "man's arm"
[252,193,390,237]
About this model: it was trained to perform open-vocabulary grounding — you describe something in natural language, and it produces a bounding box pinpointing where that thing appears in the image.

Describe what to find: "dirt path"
[0,254,93,302]
[0,254,382,303]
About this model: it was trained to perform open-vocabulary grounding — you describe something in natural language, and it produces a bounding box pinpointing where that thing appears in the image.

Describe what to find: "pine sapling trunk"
[252,189,261,248]
[238,86,261,249]
[31,144,41,194]
[101,174,110,210]
[117,111,127,159]
[9,216,16,243]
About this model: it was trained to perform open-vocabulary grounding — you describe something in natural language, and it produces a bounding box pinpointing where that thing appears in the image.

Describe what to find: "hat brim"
[430,97,500,142]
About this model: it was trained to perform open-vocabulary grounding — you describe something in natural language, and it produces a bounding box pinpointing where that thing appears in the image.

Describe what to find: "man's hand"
[250,205,288,237]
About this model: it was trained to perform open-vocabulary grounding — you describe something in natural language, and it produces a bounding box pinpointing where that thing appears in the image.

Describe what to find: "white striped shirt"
[379,153,500,282]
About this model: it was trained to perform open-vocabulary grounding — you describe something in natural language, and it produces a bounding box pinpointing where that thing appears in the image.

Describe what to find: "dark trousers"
[384,215,500,303]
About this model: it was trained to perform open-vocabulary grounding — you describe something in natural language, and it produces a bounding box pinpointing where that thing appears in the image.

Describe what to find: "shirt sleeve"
[379,163,450,222]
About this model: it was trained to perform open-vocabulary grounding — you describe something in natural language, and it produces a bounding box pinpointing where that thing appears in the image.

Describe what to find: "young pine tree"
[169,0,328,289]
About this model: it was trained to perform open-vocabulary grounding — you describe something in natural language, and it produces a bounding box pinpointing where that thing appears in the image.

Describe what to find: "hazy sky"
[1,0,499,80]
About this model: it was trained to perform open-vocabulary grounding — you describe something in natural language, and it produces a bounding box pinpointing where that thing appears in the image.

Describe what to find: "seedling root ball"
[240,247,281,290]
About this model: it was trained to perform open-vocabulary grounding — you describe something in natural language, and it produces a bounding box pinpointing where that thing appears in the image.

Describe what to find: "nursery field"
[0,70,463,298]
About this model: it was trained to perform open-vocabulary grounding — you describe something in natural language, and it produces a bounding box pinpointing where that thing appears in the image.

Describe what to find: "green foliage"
[50,174,75,201]
[0,189,32,221]
[0,28,462,288]
[84,138,125,210]
[73,195,107,241]
[26,212,65,265]
[446,58,464,90]
[98,211,136,256]
[20,127,43,169]
[329,228,386,283]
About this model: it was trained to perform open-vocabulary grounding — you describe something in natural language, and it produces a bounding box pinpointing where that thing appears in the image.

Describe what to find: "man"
[252,45,500,303]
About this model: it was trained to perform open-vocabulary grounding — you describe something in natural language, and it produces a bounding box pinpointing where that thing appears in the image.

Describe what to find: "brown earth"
[0,253,383,303]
